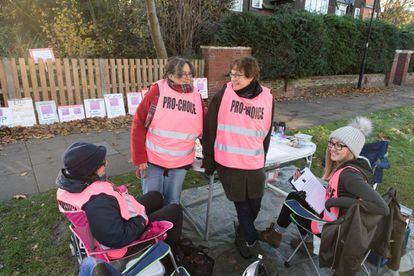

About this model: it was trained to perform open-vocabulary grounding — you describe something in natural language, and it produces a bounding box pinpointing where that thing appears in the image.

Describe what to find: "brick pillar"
[201,46,252,99]
[387,50,414,85]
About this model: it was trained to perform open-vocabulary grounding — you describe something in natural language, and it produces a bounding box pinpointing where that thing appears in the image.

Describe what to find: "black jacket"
[202,81,275,201]
[56,170,146,248]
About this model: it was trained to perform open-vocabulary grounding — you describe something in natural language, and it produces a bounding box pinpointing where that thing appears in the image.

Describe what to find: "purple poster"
[41,105,53,115]
[109,98,119,106]
[0,109,2,117]
[90,100,100,110]
[74,108,81,114]
[62,108,69,115]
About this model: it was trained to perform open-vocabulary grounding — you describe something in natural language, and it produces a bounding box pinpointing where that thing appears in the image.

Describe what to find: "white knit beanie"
[329,117,373,157]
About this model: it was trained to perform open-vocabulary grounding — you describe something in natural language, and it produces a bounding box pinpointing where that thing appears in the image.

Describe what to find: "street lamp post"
[357,0,379,89]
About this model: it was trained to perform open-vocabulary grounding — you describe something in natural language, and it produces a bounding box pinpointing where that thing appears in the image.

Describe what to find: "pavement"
[1,85,414,201]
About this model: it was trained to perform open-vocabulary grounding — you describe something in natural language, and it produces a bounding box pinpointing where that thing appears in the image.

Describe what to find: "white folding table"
[183,136,317,240]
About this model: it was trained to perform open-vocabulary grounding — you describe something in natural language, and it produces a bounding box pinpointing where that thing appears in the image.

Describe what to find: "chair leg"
[169,250,178,271]
[284,230,321,276]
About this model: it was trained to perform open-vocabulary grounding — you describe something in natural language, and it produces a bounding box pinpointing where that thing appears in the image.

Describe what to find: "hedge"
[210,11,414,79]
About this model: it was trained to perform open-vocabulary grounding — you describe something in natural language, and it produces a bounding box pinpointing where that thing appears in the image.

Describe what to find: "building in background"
[230,0,380,19]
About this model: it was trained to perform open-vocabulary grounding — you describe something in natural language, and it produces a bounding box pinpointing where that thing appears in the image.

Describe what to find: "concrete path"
[1,85,413,201]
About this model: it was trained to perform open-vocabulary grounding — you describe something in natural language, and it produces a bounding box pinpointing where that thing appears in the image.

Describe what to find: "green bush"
[213,11,413,79]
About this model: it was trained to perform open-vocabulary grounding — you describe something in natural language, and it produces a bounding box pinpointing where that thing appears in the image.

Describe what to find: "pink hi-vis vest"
[57,181,148,259]
[146,79,203,169]
[214,82,272,170]
[311,166,360,234]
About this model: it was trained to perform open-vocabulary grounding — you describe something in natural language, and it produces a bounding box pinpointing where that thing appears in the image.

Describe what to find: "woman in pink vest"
[202,56,275,259]
[131,57,203,204]
[56,142,183,258]
[259,117,389,252]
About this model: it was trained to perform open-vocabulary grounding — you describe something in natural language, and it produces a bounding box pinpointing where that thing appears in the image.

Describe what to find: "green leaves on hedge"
[215,11,414,79]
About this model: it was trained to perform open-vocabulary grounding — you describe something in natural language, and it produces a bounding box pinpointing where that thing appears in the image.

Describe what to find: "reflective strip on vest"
[124,194,138,217]
[217,124,267,138]
[214,141,264,156]
[148,127,199,140]
[146,140,194,157]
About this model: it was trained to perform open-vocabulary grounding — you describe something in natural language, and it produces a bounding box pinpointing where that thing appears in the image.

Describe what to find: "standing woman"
[202,56,275,259]
[131,57,203,204]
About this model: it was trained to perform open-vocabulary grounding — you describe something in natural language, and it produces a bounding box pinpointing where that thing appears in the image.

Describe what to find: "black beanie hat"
[63,142,107,180]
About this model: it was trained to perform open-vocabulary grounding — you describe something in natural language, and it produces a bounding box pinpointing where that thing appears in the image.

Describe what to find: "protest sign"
[7,98,37,127]
[193,78,208,99]
[104,93,126,118]
[35,101,59,124]
[58,105,85,122]
[127,92,142,115]
[84,99,106,118]
[0,108,13,127]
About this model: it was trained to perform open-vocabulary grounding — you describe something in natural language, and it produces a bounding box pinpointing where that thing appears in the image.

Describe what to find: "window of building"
[354,7,360,18]
[304,0,329,14]
[252,0,263,9]
[230,0,243,12]
[335,3,348,15]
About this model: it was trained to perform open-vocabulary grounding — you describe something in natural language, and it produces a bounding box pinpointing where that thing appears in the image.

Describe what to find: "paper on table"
[291,167,326,214]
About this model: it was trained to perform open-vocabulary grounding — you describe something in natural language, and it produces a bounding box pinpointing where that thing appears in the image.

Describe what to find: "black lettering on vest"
[162,96,168,108]
[230,100,236,112]
[192,103,196,114]
[245,106,251,116]
[171,98,176,109]
[238,102,244,113]
[178,99,182,111]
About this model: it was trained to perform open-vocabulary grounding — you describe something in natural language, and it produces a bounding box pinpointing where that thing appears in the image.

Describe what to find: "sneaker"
[290,237,314,255]
[258,223,282,248]
[234,223,252,259]
[247,240,264,260]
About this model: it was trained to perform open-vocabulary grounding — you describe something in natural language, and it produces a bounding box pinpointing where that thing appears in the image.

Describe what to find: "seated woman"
[259,117,389,249]
[56,142,182,259]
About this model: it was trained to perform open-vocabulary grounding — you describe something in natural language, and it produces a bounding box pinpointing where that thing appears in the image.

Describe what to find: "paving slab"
[0,171,38,201]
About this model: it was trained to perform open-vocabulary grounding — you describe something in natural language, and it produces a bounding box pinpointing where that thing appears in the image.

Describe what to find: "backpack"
[175,238,215,276]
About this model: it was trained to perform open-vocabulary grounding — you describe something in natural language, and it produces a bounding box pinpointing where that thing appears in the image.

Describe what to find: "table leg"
[204,175,214,241]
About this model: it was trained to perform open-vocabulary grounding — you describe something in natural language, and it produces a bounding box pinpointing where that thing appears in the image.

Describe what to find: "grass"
[0,104,413,274]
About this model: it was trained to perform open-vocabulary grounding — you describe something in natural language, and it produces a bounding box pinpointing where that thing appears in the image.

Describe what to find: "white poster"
[0,108,13,127]
[193,78,208,99]
[104,93,126,118]
[251,0,263,8]
[35,100,59,125]
[29,48,55,63]
[230,0,243,11]
[141,89,149,98]
[127,92,142,115]
[84,99,106,118]
[7,98,37,127]
[58,105,85,122]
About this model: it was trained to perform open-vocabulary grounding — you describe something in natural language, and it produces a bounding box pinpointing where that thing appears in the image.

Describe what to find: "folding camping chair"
[283,199,372,276]
[57,190,173,264]
[360,140,390,189]
[78,240,190,276]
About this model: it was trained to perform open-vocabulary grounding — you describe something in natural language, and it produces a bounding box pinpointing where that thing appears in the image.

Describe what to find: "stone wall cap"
[396,50,414,54]
[200,46,252,50]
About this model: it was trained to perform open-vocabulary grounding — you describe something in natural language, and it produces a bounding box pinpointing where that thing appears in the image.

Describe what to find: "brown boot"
[258,223,282,248]
[290,237,314,255]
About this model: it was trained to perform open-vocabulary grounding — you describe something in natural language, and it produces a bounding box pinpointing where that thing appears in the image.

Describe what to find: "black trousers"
[127,191,183,255]
[277,192,313,236]
[234,197,262,243]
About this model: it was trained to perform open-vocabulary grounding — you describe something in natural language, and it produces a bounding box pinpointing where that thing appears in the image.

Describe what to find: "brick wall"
[262,74,386,99]
[201,46,252,99]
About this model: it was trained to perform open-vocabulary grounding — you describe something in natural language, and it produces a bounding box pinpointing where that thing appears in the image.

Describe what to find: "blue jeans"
[141,163,187,204]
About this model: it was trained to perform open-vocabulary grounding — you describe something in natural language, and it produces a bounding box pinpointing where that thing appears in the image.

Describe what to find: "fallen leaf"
[12,194,27,200]
[32,244,38,250]
[20,172,28,176]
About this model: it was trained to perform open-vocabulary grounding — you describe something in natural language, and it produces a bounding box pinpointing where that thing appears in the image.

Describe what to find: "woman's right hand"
[136,163,148,179]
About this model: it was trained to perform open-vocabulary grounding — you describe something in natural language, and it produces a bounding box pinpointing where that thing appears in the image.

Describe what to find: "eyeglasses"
[229,72,245,79]
[176,72,193,78]
[328,140,348,151]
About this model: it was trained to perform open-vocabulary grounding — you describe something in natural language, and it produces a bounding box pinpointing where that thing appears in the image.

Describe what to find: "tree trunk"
[145,0,168,58]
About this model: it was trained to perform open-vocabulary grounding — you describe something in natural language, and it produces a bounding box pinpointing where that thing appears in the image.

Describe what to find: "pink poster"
[90,100,100,110]
[41,105,53,115]
[110,98,119,106]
